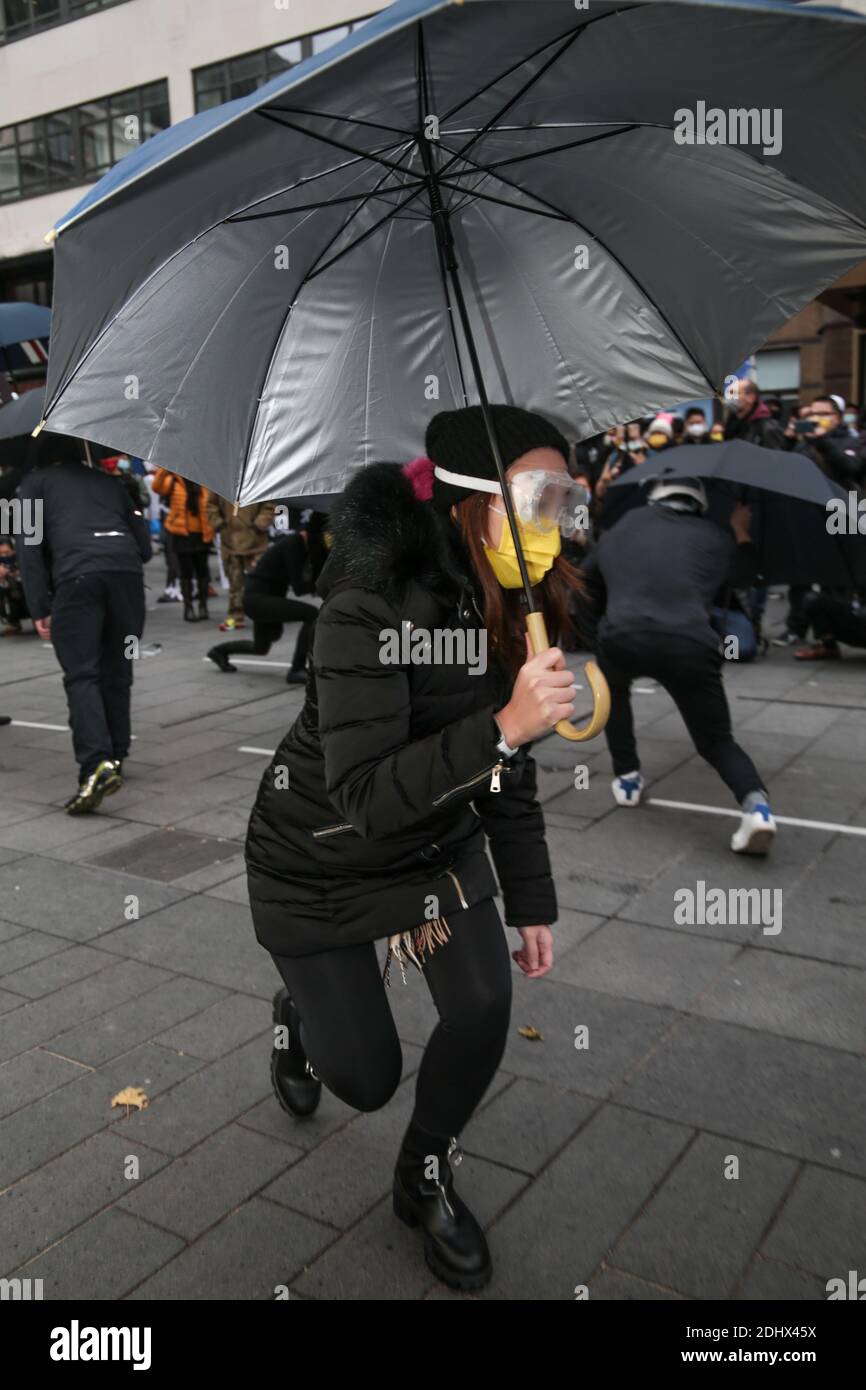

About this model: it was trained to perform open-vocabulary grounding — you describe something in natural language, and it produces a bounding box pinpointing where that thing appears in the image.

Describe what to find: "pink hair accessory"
[402,455,435,500]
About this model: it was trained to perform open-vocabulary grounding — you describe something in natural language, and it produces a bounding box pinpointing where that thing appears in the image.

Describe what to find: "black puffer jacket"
[245,463,557,957]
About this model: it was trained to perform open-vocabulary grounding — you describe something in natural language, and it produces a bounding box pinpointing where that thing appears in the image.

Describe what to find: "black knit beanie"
[425,404,570,514]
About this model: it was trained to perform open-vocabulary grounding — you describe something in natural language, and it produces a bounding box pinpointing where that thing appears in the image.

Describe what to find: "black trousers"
[174,536,210,600]
[803,591,866,647]
[597,631,764,805]
[270,898,512,1137]
[50,571,145,779]
[215,591,318,671]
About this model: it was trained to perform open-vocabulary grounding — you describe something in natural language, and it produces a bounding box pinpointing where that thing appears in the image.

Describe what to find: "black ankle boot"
[181,578,197,621]
[270,988,321,1118]
[393,1118,492,1290]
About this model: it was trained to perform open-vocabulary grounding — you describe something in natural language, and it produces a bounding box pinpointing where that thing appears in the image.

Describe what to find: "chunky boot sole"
[270,989,321,1118]
[392,1170,492,1291]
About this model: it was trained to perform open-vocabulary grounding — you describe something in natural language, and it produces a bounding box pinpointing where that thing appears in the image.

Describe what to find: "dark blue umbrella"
[0,302,51,349]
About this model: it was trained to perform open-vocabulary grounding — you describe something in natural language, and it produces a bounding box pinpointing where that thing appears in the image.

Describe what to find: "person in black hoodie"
[245,405,588,1291]
[16,433,150,813]
[580,476,776,856]
[206,516,327,684]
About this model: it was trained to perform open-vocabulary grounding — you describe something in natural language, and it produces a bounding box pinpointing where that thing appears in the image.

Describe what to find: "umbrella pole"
[421,146,609,742]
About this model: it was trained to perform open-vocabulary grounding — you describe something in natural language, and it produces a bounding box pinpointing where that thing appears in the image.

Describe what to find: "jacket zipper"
[444,867,469,910]
[431,760,505,807]
[312,821,354,838]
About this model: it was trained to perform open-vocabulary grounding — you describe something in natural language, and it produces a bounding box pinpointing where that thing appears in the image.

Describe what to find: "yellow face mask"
[483,515,561,588]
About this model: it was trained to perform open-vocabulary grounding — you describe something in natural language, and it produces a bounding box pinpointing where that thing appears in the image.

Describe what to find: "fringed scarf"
[383,915,452,987]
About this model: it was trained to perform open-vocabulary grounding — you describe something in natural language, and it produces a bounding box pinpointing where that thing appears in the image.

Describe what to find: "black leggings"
[176,547,209,596]
[270,898,512,1137]
[217,591,318,670]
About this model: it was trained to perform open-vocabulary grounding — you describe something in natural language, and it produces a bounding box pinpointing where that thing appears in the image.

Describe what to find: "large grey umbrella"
[0,387,45,441]
[39,0,866,511]
[36,0,866,737]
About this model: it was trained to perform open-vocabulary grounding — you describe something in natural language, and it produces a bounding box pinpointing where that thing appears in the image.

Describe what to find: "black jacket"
[581,504,755,653]
[15,460,149,620]
[794,427,866,490]
[245,533,314,599]
[245,463,557,957]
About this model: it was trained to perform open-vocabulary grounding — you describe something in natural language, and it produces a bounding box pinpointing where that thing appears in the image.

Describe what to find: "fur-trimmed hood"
[316,462,469,603]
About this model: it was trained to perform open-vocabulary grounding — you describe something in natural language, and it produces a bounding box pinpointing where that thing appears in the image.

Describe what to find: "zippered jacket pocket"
[311,821,354,839]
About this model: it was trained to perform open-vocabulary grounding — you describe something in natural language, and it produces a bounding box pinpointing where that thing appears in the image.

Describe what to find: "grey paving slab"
[119,1123,304,1240]
[1,1130,172,1275]
[0,1041,203,1188]
[88,828,242,882]
[760,1165,866,1281]
[691,948,866,1053]
[735,1257,828,1301]
[0,943,119,1000]
[0,856,189,938]
[617,1016,866,1178]
[127,1196,334,1299]
[174,806,250,842]
[0,928,74,978]
[0,960,172,1064]
[0,1047,87,1119]
[461,1076,598,1175]
[46,976,228,1067]
[474,1103,692,1300]
[556,920,740,1010]
[610,1132,798,1298]
[112,1035,274,1155]
[156,992,269,1060]
[96,896,275,996]
[6,1206,185,1301]
[587,1269,686,1299]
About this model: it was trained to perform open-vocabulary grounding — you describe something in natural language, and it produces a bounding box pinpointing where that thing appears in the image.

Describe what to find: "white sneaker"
[612,771,644,807]
[731,803,777,855]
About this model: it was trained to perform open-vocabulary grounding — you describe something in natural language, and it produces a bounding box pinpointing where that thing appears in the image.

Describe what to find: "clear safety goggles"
[492,469,589,538]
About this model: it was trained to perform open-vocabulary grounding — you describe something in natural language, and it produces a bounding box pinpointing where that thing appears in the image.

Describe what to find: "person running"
[581,476,776,855]
[206,518,327,684]
[245,405,589,1291]
[15,433,150,813]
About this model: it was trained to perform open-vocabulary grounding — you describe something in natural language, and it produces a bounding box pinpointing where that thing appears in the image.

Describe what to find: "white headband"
[433,464,502,494]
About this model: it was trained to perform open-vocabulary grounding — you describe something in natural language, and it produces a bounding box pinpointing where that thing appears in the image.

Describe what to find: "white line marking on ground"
[10,720,69,731]
[238,746,276,756]
[202,657,292,669]
[648,797,866,838]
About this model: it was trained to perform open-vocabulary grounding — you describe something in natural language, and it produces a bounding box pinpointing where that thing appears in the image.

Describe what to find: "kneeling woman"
[245,404,585,1290]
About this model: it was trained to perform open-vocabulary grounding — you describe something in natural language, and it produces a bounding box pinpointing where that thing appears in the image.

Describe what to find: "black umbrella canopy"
[39,0,866,507]
[607,440,866,586]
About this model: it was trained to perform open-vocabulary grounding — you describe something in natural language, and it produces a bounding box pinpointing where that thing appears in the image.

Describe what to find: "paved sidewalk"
[1,587,864,1301]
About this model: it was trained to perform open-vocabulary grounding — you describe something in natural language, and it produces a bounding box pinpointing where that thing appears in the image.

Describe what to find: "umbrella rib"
[256,109,419,181]
[226,180,426,223]
[437,177,571,223]
[302,182,428,284]
[437,27,585,183]
[436,142,721,396]
[438,4,641,125]
[258,105,415,138]
[217,136,414,224]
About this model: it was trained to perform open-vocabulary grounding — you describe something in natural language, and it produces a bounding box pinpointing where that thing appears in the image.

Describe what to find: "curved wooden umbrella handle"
[526,612,611,743]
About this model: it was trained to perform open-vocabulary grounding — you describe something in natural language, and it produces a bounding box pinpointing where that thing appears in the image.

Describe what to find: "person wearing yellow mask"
[645,413,677,452]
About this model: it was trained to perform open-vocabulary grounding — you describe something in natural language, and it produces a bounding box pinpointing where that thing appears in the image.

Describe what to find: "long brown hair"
[454,492,585,674]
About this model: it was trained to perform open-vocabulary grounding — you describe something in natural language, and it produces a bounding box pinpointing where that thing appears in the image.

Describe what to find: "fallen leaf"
[517,1026,544,1042]
[111,1086,149,1112]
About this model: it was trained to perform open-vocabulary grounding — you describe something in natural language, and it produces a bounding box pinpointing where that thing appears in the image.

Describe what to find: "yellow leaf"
[111,1086,149,1112]
[517,1026,543,1042]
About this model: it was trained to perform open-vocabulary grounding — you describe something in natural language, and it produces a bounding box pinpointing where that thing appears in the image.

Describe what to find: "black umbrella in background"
[607,440,866,587]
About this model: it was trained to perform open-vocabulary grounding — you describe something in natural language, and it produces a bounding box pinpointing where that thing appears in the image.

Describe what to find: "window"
[193,18,375,113]
[755,348,801,394]
[0,80,169,203]
[0,0,134,44]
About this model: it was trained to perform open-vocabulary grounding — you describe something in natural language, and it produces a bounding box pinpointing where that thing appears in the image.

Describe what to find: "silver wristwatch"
[493,719,519,759]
